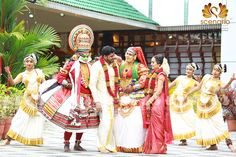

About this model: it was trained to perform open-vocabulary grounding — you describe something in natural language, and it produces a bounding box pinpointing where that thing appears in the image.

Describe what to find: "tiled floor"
[0,121,236,157]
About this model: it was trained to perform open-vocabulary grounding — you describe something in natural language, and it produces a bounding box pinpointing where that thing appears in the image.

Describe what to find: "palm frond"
[30,24,61,47]
[12,20,25,35]
[0,0,61,84]
[0,0,27,32]
[36,55,60,78]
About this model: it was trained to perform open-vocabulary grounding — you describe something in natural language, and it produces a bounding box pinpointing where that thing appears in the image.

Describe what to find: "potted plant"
[0,103,6,139]
[0,84,24,139]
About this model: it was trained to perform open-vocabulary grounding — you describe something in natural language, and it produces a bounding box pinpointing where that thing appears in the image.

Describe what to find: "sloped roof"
[158,24,221,31]
[49,0,158,25]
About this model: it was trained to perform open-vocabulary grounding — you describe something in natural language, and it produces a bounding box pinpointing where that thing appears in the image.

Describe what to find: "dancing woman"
[2,53,45,146]
[185,64,236,152]
[169,63,199,146]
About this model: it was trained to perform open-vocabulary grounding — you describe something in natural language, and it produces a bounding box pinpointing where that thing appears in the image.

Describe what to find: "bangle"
[62,80,69,86]
[133,84,141,91]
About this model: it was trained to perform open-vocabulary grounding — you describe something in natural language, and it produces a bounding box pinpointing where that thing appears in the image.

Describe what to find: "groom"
[89,45,120,153]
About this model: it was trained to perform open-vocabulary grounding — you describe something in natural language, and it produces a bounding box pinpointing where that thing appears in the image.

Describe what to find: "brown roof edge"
[156,24,221,31]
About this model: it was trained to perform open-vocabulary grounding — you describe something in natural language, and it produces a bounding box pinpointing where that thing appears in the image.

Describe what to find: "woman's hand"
[124,85,134,93]
[95,102,102,113]
[183,95,188,103]
[4,66,11,74]
[146,100,152,110]
[230,73,236,81]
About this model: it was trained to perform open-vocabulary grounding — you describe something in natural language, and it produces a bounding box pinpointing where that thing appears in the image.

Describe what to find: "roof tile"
[49,0,158,25]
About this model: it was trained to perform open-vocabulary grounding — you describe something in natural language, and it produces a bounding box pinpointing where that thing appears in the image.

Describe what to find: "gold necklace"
[80,63,90,88]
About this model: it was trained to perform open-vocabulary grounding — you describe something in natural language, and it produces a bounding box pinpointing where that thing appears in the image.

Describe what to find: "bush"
[0,84,24,119]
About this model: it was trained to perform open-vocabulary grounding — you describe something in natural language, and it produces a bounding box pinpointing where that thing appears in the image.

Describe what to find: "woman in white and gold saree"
[185,64,236,152]
[2,53,45,146]
[169,63,199,146]
[114,47,148,153]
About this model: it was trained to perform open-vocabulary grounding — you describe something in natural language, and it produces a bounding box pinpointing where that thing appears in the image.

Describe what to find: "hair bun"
[223,64,227,73]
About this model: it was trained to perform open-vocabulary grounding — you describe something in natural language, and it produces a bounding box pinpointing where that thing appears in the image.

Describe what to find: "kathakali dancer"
[38,25,98,152]
[114,47,148,153]
[169,63,199,146]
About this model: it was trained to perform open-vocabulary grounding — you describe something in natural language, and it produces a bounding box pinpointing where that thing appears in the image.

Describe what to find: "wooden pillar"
[93,32,98,56]
[164,40,168,59]
[175,41,181,75]
[187,41,192,62]
[153,33,157,55]
[211,41,217,64]
[199,41,205,75]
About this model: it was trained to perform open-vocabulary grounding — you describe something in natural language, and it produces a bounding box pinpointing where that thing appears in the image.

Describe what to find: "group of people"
[1,24,236,154]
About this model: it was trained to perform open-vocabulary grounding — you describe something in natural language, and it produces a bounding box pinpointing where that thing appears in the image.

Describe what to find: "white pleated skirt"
[114,106,146,152]
[7,108,44,145]
[170,109,196,140]
[195,109,229,146]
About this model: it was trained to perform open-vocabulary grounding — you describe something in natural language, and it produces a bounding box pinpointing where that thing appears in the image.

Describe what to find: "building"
[20,0,221,80]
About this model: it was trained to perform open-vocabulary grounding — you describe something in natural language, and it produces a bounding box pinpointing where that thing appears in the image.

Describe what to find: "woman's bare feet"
[228,144,236,152]
[98,147,109,153]
[179,139,187,146]
[206,144,218,150]
[0,139,11,146]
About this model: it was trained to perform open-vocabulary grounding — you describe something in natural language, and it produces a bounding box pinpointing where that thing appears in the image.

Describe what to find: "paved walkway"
[0,121,236,157]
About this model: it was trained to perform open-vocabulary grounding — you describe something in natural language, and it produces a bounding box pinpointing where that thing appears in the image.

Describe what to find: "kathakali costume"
[38,25,98,150]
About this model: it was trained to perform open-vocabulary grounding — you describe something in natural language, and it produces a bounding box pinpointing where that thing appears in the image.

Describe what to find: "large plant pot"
[2,117,13,139]
[0,119,6,139]
[227,118,236,132]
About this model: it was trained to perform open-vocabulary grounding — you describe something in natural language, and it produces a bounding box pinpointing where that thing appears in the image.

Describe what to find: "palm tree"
[0,0,61,84]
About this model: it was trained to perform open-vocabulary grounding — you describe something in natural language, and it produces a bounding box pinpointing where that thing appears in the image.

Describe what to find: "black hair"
[224,64,227,73]
[100,46,116,56]
[190,62,200,70]
[153,54,164,65]
[217,63,227,73]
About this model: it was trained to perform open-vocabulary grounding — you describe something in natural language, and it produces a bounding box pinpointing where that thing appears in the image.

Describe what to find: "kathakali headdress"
[68,24,94,52]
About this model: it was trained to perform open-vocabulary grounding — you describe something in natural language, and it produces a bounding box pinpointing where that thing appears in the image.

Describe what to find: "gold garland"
[100,57,120,108]
[144,68,163,95]
[118,101,138,117]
